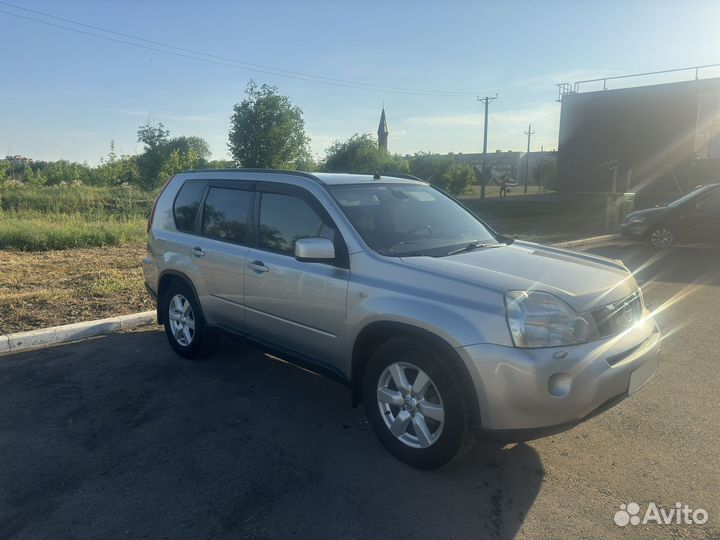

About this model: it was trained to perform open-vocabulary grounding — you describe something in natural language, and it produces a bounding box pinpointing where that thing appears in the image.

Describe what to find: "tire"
[648,225,675,249]
[363,337,475,469]
[162,281,212,359]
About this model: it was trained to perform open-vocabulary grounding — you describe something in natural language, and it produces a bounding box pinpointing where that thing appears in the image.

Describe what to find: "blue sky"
[2,0,719,164]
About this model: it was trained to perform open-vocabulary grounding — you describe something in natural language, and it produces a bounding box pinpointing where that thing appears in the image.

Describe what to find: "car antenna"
[366,157,382,180]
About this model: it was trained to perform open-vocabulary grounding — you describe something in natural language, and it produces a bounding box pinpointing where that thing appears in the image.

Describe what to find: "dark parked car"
[621,183,720,248]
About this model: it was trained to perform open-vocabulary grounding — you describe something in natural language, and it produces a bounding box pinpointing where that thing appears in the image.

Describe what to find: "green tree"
[406,153,474,195]
[322,133,409,174]
[136,123,211,188]
[0,159,10,186]
[408,152,454,188]
[96,143,142,186]
[159,148,200,180]
[205,159,235,169]
[43,160,93,185]
[228,81,310,168]
[444,163,475,195]
[168,136,211,166]
[23,166,47,186]
[136,122,171,188]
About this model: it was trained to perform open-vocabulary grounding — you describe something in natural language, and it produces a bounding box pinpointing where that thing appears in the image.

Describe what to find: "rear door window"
[201,187,252,244]
[173,181,205,232]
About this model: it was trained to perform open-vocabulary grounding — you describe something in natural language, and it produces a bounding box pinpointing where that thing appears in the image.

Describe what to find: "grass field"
[0,186,153,251]
[0,244,153,335]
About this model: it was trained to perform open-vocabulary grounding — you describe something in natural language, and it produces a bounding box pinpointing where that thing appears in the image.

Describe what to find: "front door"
[244,188,350,368]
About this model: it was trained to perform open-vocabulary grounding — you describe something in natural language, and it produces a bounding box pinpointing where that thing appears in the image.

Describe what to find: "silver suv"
[143,170,661,469]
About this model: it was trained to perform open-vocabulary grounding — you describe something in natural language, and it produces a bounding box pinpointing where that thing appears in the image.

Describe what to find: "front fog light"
[505,291,590,348]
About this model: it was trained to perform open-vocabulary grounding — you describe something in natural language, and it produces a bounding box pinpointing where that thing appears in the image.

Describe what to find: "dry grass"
[0,243,153,334]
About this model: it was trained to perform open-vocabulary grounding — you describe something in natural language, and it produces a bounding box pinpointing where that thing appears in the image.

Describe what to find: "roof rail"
[378,172,426,183]
[181,168,324,184]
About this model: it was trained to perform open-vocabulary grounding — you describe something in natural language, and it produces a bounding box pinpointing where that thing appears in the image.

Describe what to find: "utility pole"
[523,125,535,193]
[477,95,497,200]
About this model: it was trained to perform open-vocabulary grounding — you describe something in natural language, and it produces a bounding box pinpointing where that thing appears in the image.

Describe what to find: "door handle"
[248,260,269,273]
[191,247,205,257]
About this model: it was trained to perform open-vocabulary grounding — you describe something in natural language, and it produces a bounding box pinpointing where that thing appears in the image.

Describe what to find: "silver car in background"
[143,170,661,469]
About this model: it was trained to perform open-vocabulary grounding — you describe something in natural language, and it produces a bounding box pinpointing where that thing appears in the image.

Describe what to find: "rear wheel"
[162,281,211,358]
[363,338,475,469]
[649,225,675,248]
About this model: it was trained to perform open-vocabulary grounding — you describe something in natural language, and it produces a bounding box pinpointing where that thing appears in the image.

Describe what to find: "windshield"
[330,184,497,256]
[667,185,714,208]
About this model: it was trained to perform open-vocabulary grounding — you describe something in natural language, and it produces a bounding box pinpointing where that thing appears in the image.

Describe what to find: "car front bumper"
[457,314,661,435]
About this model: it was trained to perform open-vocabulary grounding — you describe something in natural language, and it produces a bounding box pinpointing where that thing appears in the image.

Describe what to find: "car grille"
[591,291,643,338]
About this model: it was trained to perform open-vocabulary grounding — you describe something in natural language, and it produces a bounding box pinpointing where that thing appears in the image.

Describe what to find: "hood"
[624,207,666,221]
[399,241,637,313]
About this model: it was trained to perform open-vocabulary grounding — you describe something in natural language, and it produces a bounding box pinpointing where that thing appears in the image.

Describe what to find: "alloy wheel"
[650,227,674,248]
[168,294,195,346]
[376,362,445,449]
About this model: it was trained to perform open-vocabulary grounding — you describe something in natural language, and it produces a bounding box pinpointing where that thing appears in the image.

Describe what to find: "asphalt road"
[1,241,718,539]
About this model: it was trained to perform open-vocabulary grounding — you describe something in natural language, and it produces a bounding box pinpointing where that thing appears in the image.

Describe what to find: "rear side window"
[173,182,205,232]
[202,187,252,243]
[259,193,334,254]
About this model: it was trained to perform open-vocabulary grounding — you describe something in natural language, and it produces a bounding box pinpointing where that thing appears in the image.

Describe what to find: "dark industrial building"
[557,76,720,194]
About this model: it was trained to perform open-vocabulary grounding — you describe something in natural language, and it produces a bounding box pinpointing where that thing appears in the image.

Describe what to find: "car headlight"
[629,216,647,224]
[505,291,590,348]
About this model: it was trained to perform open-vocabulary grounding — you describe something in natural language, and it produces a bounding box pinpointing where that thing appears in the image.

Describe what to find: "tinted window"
[173,182,205,232]
[202,188,251,243]
[259,193,334,254]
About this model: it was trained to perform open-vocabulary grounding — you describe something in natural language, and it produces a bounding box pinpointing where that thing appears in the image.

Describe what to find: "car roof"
[182,168,426,186]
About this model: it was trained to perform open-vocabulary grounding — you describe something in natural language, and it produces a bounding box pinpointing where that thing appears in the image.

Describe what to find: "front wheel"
[363,338,475,469]
[649,226,675,249]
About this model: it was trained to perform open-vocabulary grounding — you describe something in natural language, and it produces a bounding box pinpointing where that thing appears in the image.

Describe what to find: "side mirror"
[294,237,335,262]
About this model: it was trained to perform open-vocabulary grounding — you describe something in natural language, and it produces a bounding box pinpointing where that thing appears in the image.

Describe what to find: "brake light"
[147,176,174,233]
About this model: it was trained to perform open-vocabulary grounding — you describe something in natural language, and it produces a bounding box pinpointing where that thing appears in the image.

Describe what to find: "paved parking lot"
[1,242,718,539]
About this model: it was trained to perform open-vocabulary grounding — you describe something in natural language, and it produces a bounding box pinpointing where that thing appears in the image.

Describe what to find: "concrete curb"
[549,233,620,249]
[0,311,156,357]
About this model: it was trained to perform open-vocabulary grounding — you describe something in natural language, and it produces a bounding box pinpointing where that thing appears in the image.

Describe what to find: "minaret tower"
[377,107,389,151]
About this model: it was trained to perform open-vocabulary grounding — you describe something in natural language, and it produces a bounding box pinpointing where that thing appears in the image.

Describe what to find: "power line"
[0,1,482,97]
[496,97,523,133]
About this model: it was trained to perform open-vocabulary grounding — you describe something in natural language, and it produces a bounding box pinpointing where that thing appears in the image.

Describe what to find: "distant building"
[377,107,389,151]
[5,155,33,166]
[557,76,720,193]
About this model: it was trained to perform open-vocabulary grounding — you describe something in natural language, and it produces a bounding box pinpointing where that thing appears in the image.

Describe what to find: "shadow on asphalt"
[0,330,543,539]
[583,243,720,286]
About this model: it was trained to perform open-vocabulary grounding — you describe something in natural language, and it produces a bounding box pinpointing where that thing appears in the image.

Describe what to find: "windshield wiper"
[445,241,500,256]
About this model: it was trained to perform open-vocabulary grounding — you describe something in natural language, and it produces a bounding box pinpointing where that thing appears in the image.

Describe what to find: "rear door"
[243,184,350,367]
[191,183,254,328]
